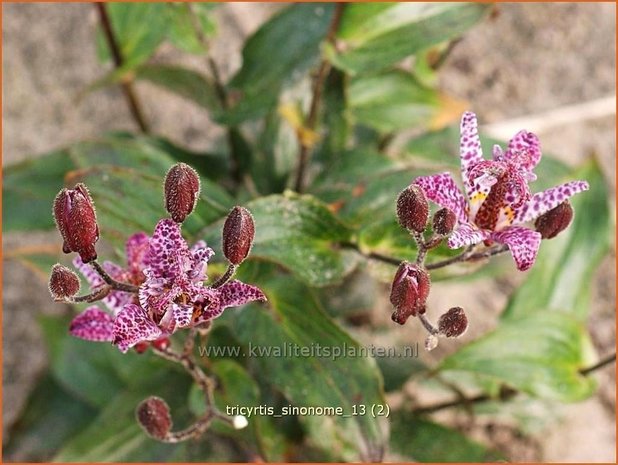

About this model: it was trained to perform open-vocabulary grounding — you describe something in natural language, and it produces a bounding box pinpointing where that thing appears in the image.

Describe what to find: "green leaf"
[251,109,299,194]
[390,414,503,462]
[327,3,489,74]
[205,192,359,286]
[135,64,221,112]
[53,390,190,462]
[224,277,387,461]
[502,159,611,321]
[39,314,170,408]
[439,313,597,402]
[221,4,336,124]
[377,356,427,392]
[189,359,287,461]
[165,3,217,54]
[96,3,170,69]
[3,151,75,231]
[4,375,98,461]
[313,69,351,167]
[349,70,439,133]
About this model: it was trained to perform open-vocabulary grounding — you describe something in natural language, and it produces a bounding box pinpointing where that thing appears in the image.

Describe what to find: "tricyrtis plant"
[5,3,612,462]
[388,112,589,351]
[50,163,266,441]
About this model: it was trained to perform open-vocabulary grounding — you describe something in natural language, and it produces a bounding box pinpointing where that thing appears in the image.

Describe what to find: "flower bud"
[390,262,430,325]
[437,307,468,338]
[48,264,80,300]
[396,185,429,233]
[134,342,150,354]
[432,208,457,236]
[136,396,172,441]
[152,337,171,351]
[164,163,200,223]
[53,183,99,263]
[534,200,573,239]
[222,206,255,265]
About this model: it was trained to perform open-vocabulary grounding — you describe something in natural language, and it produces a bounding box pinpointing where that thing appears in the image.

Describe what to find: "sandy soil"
[3,3,615,462]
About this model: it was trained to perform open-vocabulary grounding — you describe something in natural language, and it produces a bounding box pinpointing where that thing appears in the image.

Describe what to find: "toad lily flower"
[415,111,589,271]
[70,219,266,352]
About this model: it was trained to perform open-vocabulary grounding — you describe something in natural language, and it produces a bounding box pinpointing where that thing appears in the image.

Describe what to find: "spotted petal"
[516,180,589,223]
[125,232,150,277]
[219,280,267,310]
[69,306,115,342]
[414,173,468,223]
[147,219,192,280]
[447,222,491,249]
[460,111,485,198]
[113,303,162,353]
[73,257,131,315]
[139,276,183,317]
[504,130,541,172]
[491,226,541,271]
[188,240,215,281]
[73,256,104,288]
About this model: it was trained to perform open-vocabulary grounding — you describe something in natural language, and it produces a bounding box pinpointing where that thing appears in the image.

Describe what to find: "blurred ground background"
[3,3,616,462]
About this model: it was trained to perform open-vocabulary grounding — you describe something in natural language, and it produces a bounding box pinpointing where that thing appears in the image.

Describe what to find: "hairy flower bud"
[53,183,99,263]
[48,264,80,300]
[437,307,468,338]
[222,206,255,265]
[534,200,573,239]
[396,185,429,233]
[433,208,457,236]
[136,396,172,441]
[164,163,200,223]
[390,262,430,325]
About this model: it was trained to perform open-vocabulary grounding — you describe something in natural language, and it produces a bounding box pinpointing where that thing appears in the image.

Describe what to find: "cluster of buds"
[391,184,467,350]
[48,162,265,444]
[49,162,263,354]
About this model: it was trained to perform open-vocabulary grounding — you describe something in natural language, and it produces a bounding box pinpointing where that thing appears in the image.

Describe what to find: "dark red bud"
[134,342,150,354]
[164,163,200,223]
[390,262,430,325]
[396,184,429,233]
[53,183,99,263]
[222,206,255,265]
[535,201,573,239]
[437,307,468,338]
[136,396,172,441]
[152,337,170,351]
[433,208,457,236]
[48,264,80,300]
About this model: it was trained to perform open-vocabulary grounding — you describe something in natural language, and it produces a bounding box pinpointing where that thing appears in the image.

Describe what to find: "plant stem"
[579,352,616,376]
[153,344,217,409]
[412,352,616,415]
[293,3,345,193]
[185,4,242,184]
[94,3,150,133]
[69,285,112,303]
[91,260,139,293]
[211,263,237,289]
[426,245,509,270]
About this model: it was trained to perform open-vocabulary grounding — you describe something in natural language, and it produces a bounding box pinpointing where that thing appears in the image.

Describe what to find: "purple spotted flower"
[70,219,266,352]
[414,111,589,271]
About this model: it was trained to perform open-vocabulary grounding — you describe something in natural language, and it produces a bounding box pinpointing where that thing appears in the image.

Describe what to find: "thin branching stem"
[90,261,139,293]
[412,353,616,415]
[211,263,237,289]
[185,3,243,184]
[94,3,150,133]
[294,3,345,193]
